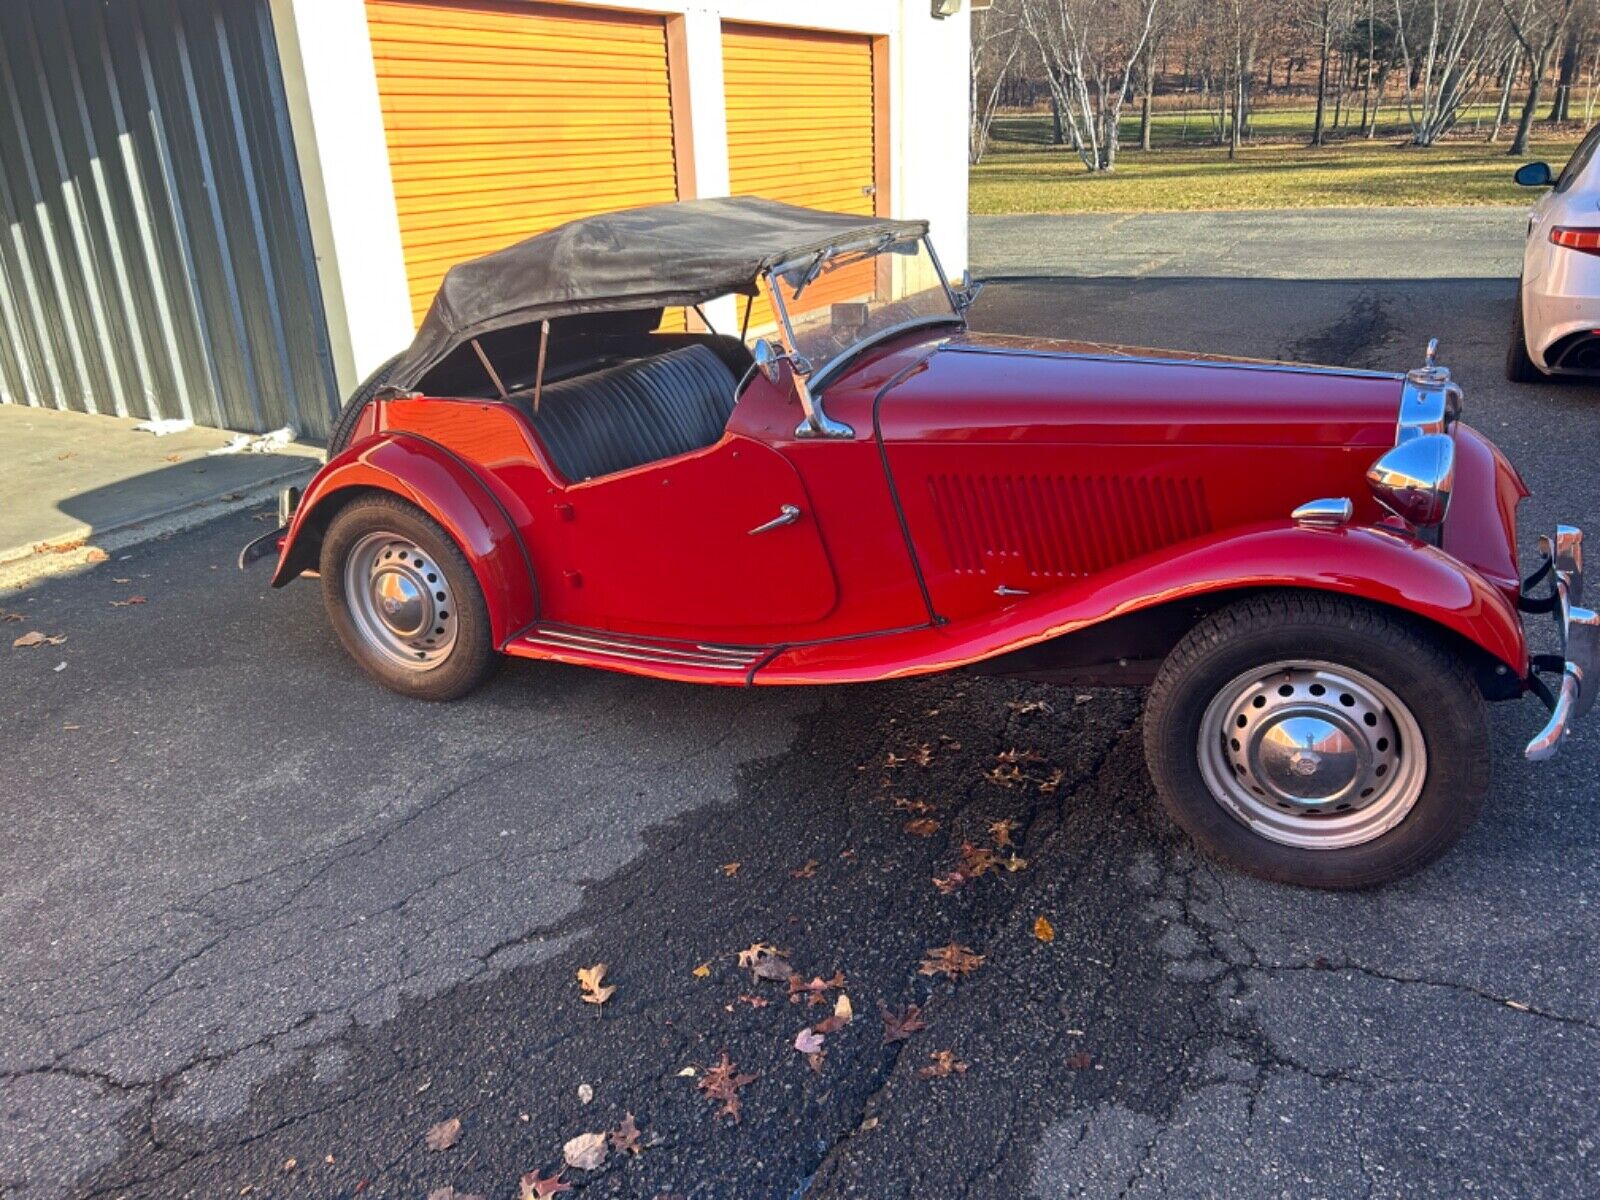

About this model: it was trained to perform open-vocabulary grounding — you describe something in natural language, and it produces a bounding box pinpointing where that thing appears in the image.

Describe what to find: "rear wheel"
[1506,281,1544,383]
[1143,594,1490,889]
[319,494,499,701]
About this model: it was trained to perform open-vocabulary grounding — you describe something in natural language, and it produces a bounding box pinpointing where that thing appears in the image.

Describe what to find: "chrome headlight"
[1367,433,1455,528]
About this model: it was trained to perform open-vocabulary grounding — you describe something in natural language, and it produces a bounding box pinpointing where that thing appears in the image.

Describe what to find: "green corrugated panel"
[0,0,336,437]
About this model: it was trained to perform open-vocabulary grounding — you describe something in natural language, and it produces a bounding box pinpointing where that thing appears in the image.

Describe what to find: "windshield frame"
[764,233,965,387]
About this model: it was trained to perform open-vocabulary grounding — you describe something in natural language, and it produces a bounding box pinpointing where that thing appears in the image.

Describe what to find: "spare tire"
[325,353,404,459]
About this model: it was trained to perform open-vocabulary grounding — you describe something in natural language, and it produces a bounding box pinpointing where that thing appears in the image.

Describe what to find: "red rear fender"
[271,434,537,645]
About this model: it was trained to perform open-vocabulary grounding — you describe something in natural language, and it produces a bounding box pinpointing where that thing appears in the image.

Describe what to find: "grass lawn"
[971,111,1586,214]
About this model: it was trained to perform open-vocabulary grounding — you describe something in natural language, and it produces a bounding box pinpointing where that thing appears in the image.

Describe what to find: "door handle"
[748,504,801,535]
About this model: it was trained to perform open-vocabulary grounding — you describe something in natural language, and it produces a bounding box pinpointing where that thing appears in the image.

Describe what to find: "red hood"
[858,330,1405,449]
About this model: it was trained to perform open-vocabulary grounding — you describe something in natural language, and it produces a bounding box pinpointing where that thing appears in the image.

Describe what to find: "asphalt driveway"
[2,212,1598,1199]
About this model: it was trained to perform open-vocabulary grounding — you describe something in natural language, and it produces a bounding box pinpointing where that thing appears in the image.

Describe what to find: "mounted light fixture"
[932,0,964,18]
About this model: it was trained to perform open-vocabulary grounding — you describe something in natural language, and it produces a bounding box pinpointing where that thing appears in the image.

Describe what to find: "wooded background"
[972,1,1598,169]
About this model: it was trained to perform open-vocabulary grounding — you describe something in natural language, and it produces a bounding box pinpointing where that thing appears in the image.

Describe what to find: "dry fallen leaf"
[609,1112,643,1156]
[738,942,795,982]
[894,797,935,815]
[1066,1051,1093,1070]
[1007,698,1052,715]
[518,1170,572,1199]
[577,1083,593,1105]
[833,993,853,1024]
[984,765,1024,787]
[788,971,845,1006]
[881,1002,928,1044]
[576,963,615,1006]
[919,943,985,981]
[794,1028,824,1055]
[903,817,941,837]
[989,819,1019,849]
[110,595,147,607]
[0,611,24,623]
[282,1158,296,1172]
[791,859,819,879]
[737,993,770,1008]
[13,631,66,648]
[424,1116,462,1152]
[721,861,742,877]
[918,1050,969,1079]
[1038,768,1066,794]
[562,1131,607,1171]
[692,961,711,978]
[697,1053,756,1123]
[84,547,109,563]
[1034,915,1056,943]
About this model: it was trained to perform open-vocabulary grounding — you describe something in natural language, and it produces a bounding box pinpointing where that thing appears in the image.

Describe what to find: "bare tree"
[971,0,1025,164]
[1391,0,1502,145]
[1021,0,1163,172]
[1504,0,1578,153]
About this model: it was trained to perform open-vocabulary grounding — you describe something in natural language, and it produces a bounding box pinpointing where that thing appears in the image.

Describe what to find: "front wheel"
[1143,594,1490,889]
[319,494,500,701]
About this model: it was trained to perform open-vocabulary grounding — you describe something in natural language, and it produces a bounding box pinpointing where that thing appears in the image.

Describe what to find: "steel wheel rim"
[342,532,458,672]
[1196,659,1427,850]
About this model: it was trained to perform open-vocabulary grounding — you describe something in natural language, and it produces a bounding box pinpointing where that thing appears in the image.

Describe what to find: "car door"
[546,433,838,638]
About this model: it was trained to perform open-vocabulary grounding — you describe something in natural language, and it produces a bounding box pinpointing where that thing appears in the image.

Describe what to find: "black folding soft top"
[383,197,929,391]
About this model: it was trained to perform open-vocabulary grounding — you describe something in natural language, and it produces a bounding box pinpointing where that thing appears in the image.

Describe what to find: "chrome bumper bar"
[1525,526,1598,761]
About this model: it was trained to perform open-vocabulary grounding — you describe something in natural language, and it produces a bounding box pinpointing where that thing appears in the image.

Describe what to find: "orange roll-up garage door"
[367,1,682,326]
[722,23,880,332]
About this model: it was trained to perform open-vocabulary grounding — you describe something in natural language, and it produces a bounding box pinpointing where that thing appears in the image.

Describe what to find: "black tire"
[1506,281,1544,384]
[326,352,404,459]
[319,493,499,701]
[1142,593,1490,890]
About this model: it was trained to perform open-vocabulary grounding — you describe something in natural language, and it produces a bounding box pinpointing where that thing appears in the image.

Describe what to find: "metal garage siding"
[722,23,879,332]
[366,0,682,327]
[0,0,337,437]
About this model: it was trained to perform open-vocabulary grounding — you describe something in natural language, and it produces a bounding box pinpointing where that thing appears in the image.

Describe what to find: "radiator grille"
[926,473,1212,578]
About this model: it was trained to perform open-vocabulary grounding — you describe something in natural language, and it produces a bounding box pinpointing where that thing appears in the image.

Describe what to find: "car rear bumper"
[1524,526,1598,761]
[1524,266,1600,373]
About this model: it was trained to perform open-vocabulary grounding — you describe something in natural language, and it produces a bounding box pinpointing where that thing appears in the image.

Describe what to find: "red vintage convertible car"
[244,198,1593,889]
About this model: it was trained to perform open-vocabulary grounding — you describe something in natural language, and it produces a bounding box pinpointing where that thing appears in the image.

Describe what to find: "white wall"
[275,0,971,395]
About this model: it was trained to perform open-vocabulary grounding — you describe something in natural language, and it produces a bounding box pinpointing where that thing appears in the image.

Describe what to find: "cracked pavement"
[2,213,1598,1197]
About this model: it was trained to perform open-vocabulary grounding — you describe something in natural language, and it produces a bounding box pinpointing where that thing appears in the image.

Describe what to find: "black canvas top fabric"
[383,197,928,391]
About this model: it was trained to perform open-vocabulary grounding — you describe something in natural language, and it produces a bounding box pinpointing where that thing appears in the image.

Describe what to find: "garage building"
[0,0,970,436]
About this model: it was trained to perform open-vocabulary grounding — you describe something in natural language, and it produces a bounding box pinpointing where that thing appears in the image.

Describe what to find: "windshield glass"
[765,235,960,375]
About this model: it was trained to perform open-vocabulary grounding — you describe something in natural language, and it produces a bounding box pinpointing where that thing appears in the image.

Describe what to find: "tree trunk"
[1550,28,1581,123]
[1511,46,1554,156]
[1366,64,1387,138]
[1049,88,1066,146]
[1312,9,1333,146]
[1491,47,1521,143]
[1140,39,1156,152]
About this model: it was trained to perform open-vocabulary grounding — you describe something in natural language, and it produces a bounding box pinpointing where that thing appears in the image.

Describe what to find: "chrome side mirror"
[750,338,851,440]
[753,337,786,384]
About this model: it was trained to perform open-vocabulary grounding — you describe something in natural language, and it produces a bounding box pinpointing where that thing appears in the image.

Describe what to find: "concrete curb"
[0,463,316,594]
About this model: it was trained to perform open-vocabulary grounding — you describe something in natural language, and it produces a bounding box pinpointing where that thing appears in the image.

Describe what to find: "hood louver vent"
[927,473,1212,578]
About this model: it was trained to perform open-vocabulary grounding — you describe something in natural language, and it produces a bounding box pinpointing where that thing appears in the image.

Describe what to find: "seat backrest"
[516,343,740,483]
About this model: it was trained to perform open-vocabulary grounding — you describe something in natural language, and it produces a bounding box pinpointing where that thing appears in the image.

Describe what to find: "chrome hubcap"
[1197,661,1427,850]
[343,532,457,671]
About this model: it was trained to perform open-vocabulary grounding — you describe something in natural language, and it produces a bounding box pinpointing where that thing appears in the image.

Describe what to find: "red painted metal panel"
[274,432,537,644]
[755,523,1529,686]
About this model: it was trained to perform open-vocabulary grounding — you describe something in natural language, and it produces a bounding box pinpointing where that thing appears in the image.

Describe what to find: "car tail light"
[1550,226,1600,255]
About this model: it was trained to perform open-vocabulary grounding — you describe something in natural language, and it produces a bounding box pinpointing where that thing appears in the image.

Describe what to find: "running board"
[507,624,771,684]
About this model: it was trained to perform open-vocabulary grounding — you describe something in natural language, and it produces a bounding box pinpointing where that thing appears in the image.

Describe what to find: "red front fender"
[271,434,537,646]
[758,523,1529,685]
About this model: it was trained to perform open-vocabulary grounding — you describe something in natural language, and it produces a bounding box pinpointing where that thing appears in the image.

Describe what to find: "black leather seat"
[514,344,740,483]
